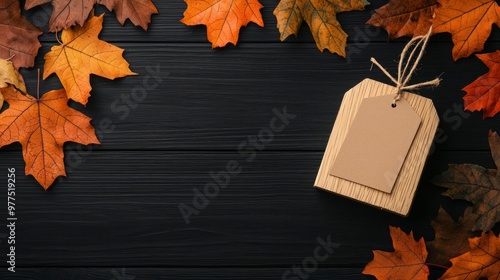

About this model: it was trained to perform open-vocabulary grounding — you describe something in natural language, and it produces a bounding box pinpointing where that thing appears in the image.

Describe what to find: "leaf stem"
[425,262,449,269]
[55,31,62,45]
[37,69,40,100]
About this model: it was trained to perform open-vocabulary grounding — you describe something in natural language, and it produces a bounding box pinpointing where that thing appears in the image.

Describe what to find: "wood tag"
[314,79,439,216]
[330,95,421,193]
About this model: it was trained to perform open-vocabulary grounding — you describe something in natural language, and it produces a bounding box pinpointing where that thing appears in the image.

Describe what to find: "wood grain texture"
[0,151,495,266]
[6,42,497,152]
[315,79,439,215]
[0,267,416,280]
[0,0,498,279]
[26,1,500,44]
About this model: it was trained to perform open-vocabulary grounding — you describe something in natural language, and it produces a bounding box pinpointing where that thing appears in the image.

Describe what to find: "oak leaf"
[363,226,430,280]
[432,130,500,232]
[440,231,500,280]
[431,0,500,60]
[274,0,369,56]
[0,85,100,189]
[426,207,480,266]
[25,0,96,32]
[180,0,264,48]
[366,0,436,39]
[0,0,43,69]
[0,58,27,109]
[463,51,500,118]
[97,0,158,30]
[43,14,137,105]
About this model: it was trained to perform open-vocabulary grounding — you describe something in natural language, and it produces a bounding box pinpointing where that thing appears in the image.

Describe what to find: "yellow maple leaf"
[0,58,27,108]
[274,0,369,56]
[44,14,137,105]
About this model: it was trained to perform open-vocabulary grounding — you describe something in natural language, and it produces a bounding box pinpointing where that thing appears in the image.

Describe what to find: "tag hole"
[391,103,397,108]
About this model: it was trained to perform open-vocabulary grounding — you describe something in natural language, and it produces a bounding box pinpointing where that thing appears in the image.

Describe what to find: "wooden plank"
[27,1,500,44]
[0,267,393,280]
[6,43,496,152]
[0,151,495,266]
[0,267,450,279]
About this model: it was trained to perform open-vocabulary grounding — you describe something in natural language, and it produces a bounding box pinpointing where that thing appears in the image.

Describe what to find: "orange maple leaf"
[43,14,137,105]
[366,0,436,39]
[431,0,500,60]
[97,0,158,30]
[180,0,264,48]
[0,85,100,189]
[363,226,430,280]
[440,231,500,280]
[274,0,368,56]
[462,51,500,118]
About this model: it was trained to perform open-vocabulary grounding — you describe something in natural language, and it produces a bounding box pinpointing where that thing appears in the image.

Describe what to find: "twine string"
[370,26,440,106]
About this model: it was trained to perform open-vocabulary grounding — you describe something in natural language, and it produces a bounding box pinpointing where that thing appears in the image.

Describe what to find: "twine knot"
[370,27,441,106]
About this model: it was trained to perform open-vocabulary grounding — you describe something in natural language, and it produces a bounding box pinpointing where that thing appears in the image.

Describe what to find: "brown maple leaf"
[431,0,500,60]
[274,0,369,56]
[432,130,500,232]
[25,0,96,32]
[363,226,430,280]
[0,0,42,69]
[0,85,100,189]
[43,14,137,105]
[462,51,500,119]
[366,0,436,39]
[426,207,480,266]
[97,0,158,30]
[180,0,264,48]
[440,231,500,280]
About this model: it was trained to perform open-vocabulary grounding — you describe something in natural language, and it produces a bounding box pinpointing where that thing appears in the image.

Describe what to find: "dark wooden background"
[1,1,499,279]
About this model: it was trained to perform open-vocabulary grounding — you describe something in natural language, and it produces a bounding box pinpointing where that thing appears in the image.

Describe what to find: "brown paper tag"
[329,94,421,193]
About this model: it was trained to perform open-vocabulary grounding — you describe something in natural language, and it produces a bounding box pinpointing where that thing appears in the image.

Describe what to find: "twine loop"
[370,27,440,106]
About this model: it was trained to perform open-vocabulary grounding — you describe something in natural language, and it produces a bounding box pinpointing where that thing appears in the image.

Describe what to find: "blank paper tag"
[330,94,421,193]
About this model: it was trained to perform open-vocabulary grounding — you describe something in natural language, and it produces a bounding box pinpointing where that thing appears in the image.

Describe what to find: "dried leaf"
[180,0,264,48]
[43,14,137,105]
[0,85,100,189]
[274,0,369,56]
[97,0,158,30]
[0,0,43,69]
[0,59,26,91]
[431,0,500,60]
[366,0,436,39]
[362,226,429,280]
[440,231,500,280]
[0,58,27,109]
[432,130,500,232]
[426,207,480,266]
[25,0,96,32]
[463,51,500,119]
